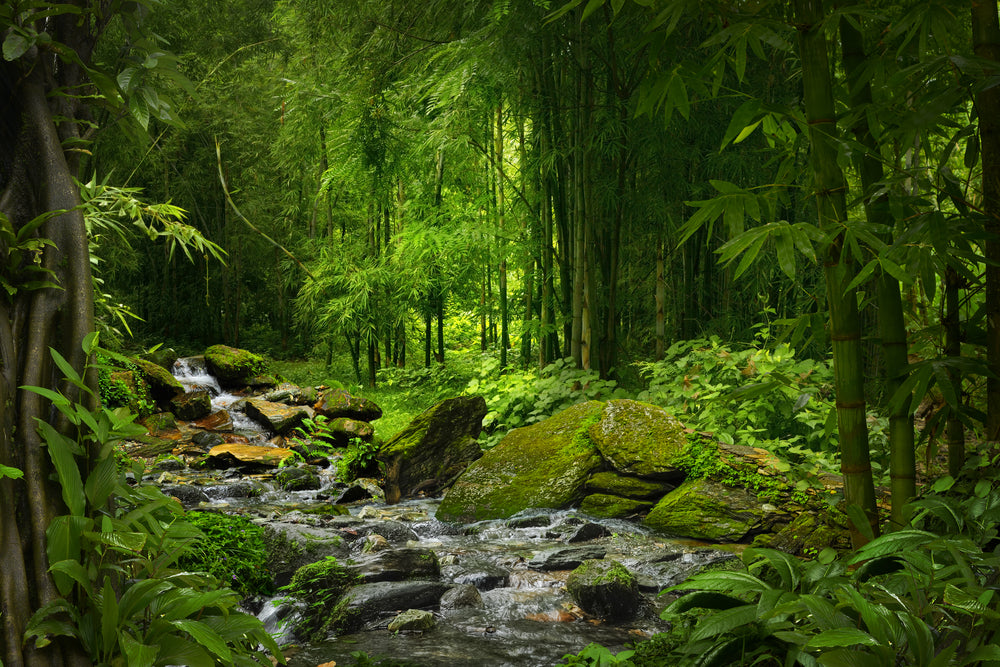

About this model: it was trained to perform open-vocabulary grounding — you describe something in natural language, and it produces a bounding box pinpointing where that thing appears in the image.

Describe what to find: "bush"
[280,556,357,642]
[178,511,275,598]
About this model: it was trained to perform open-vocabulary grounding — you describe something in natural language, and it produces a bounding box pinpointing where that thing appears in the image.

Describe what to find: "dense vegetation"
[4,0,1000,664]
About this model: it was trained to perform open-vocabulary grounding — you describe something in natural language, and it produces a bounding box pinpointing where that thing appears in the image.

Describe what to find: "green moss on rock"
[204,344,268,388]
[642,477,770,542]
[579,493,654,519]
[436,401,605,522]
[585,471,674,500]
[588,399,688,479]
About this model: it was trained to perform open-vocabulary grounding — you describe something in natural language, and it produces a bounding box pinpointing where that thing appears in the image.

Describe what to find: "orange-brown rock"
[207,443,296,468]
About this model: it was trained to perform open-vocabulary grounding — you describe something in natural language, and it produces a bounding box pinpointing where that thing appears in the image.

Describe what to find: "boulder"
[334,478,385,504]
[275,466,321,491]
[260,522,348,588]
[193,410,233,432]
[132,357,185,406]
[340,581,450,630]
[244,397,313,434]
[162,485,210,507]
[565,522,612,543]
[326,417,375,445]
[585,471,675,500]
[528,545,607,571]
[206,443,297,469]
[313,388,382,422]
[436,401,605,523]
[141,346,178,371]
[261,383,318,406]
[204,344,268,388]
[642,477,779,542]
[349,547,440,583]
[141,412,180,437]
[379,395,487,503]
[579,493,654,519]
[440,584,483,610]
[170,390,212,421]
[588,399,687,480]
[441,558,509,591]
[566,559,641,621]
[387,609,435,632]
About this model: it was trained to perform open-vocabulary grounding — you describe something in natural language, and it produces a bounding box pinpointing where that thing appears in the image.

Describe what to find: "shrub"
[280,556,357,642]
[178,511,275,598]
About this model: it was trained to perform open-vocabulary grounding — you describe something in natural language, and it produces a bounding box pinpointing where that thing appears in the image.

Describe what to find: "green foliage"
[23,336,283,666]
[337,439,383,483]
[559,643,635,666]
[675,436,803,505]
[279,556,357,642]
[96,353,156,418]
[177,512,274,599]
[467,357,629,449]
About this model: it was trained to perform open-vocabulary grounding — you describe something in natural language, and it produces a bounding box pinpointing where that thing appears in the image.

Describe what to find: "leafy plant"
[22,334,284,666]
[279,556,357,642]
[337,439,382,483]
[177,512,274,599]
[96,352,156,418]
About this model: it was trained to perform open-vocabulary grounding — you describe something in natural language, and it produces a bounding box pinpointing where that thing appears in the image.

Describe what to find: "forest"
[3,0,1000,665]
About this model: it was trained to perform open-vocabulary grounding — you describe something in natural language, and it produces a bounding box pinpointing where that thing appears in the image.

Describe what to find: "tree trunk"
[945,265,965,477]
[496,104,510,370]
[655,234,666,361]
[795,0,878,546]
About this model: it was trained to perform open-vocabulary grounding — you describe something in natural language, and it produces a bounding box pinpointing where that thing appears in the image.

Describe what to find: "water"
[165,360,732,666]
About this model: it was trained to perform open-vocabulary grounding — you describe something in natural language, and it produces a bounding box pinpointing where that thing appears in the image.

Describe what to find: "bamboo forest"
[4,0,1000,665]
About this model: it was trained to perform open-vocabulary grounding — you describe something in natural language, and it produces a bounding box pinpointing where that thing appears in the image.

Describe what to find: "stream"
[164,359,733,667]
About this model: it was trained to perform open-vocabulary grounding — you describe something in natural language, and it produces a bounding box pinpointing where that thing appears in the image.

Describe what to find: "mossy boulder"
[141,347,178,370]
[379,395,487,503]
[760,508,850,555]
[244,397,313,434]
[327,417,375,445]
[436,401,605,523]
[566,559,641,620]
[642,477,778,542]
[132,357,185,406]
[204,344,267,388]
[387,609,435,632]
[169,389,212,421]
[579,493,654,519]
[588,399,687,480]
[585,471,675,500]
[275,466,321,491]
[313,388,383,422]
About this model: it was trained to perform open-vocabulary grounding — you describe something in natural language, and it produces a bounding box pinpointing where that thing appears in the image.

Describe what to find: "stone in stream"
[528,545,607,571]
[334,478,385,504]
[387,609,435,632]
[261,382,318,406]
[313,388,383,422]
[132,357,186,407]
[161,485,210,507]
[349,547,440,583]
[260,522,349,588]
[642,477,777,542]
[585,470,676,500]
[206,443,296,469]
[204,344,269,388]
[566,559,642,621]
[325,417,375,445]
[378,395,487,503]
[193,409,234,432]
[565,521,612,543]
[244,397,314,435]
[440,584,484,610]
[579,493,656,520]
[436,401,605,523]
[170,389,212,421]
[339,581,450,630]
[441,558,510,591]
[274,466,321,491]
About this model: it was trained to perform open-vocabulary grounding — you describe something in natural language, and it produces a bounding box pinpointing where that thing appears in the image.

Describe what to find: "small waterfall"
[171,357,264,437]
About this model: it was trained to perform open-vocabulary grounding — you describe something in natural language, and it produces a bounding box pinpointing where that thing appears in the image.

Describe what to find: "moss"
[643,478,765,542]
[588,399,688,478]
[204,344,268,387]
[579,493,654,519]
[437,401,605,522]
[281,556,358,641]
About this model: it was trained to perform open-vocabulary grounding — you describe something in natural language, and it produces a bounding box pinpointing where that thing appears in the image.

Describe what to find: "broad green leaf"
[83,529,147,553]
[775,227,796,279]
[171,618,233,663]
[733,118,763,144]
[84,451,119,508]
[807,628,879,648]
[582,0,604,21]
[49,559,93,594]
[48,347,82,385]
[850,529,937,564]
[0,463,23,479]
[120,630,158,667]
[101,576,119,655]
[666,591,746,614]
[35,420,85,516]
[3,31,30,61]
[689,604,758,641]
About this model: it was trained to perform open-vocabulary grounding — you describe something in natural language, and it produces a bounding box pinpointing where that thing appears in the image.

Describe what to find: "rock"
[340,581,450,629]
[579,494,655,519]
[244,398,313,435]
[763,509,850,556]
[360,534,391,553]
[588,400,688,480]
[441,558,509,591]
[387,609,435,632]
[142,347,178,370]
[206,443,297,469]
[566,559,641,621]
[260,522,348,588]
[354,520,418,545]
[261,383,318,406]
[205,480,269,500]
[440,584,483,610]
[327,417,375,445]
[162,485,209,507]
[193,410,233,432]
[132,357,185,406]
[349,547,440,583]
[335,478,385,504]
[379,396,487,503]
[170,390,212,421]
[585,471,675,500]
[313,388,383,422]
[191,430,225,450]
[565,522,612,543]
[528,545,607,571]
[275,466,321,491]
[436,401,605,523]
[150,457,185,472]
[642,477,777,542]
[506,514,553,529]
[204,344,268,388]
[141,412,180,436]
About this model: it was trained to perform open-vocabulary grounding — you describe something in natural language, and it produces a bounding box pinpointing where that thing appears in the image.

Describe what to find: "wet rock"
[335,478,385,504]
[588,400,688,480]
[643,477,776,542]
[275,466,321,492]
[565,522,611,543]
[360,534,391,553]
[440,584,483,610]
[261,383,318,406]
[441,558,509,591]
[150,457,185,473]
[354,520,418,545]
[341,581,449,629]
[327,417,375,445]
[133,357,186,406]
[528,545,607,571]
[206,443,297,469]
[244,398,314,435]
[313,388,382,422]
[142,347,179,370]
[762,508,850,555]
[566,559,641,621]
[506,514,552,529]
[170,390,212,421]
[387,609,435,632]
[141,412,180,437]
[204,344,268,388]
[350,547,440,583]
[585,471,675,500]
[162,485,209,507]
[437,401,605,523]
[579,494,655,519]
[260,522,348,588]
[193,410,234,432]
[205,480,268,500]
[191,430,225,450]
[379,395,487,503]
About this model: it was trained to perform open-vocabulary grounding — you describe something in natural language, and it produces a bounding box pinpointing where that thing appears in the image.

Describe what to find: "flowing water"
[167,360,733,667]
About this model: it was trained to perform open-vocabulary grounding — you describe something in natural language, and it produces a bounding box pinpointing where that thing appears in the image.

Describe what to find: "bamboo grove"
[77,0,1000,543]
